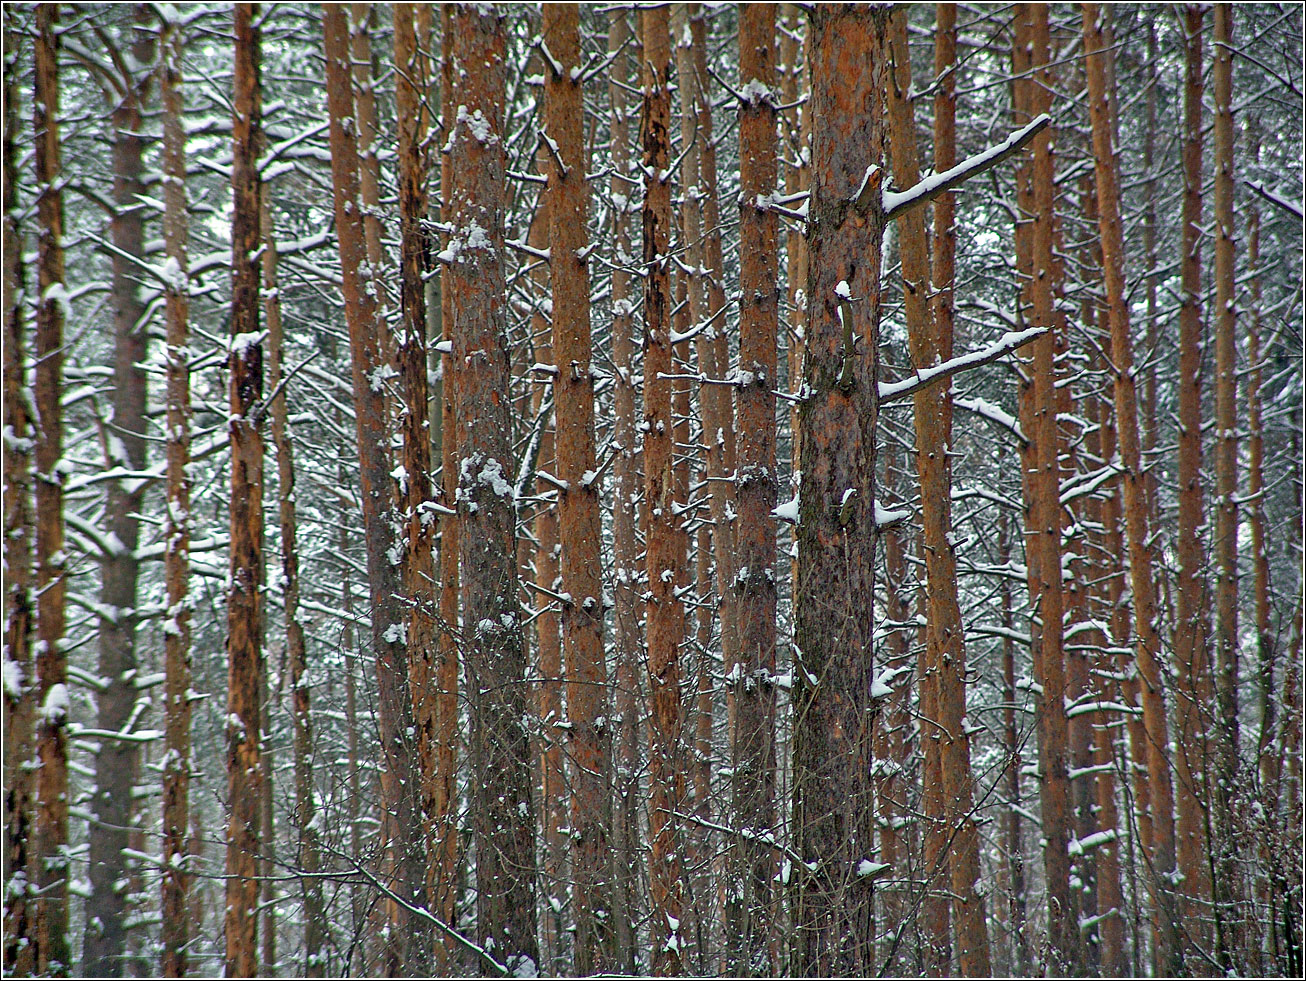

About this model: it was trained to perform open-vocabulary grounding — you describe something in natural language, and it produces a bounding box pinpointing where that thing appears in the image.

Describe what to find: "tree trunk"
[670,11,717,966]
[225,7,264,975]
[323,8,430,973]
[262,187,324,975]
[729,5,779,975]
[1082,5,1182,971]
[874,443,913,974]
[998,516,1029,975]
[640,9,686,974]
[445,8,539,973]
[542,6,612,973]
[529,162,565,974]
[433,8,461,967]
[1211,8,1242,966]
[158,14,192,974]
[887,9,991,974]
[84,15,154,974]
[392,9,447,951]
[790,8,886,975]
[3,8,36,973]
[1019,7,1079,973]
[1173,6,1213,944]
[606,11,643,970]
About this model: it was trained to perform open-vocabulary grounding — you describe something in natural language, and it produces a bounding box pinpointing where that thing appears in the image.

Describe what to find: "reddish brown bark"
[790,8,886,975]
[392,10,447,947]
[224,7,264,977]
[3,9,36,974]
[640,9,686,974]
[542,5,612,972]
[1021,8,1078,973]
[1083,5,1182,971]
[729,6,779,974]
[445,8,539,972]
[887,9,990,974]
[324,8,430,972]
[1173,5,1212,939]
[529,172,565,974]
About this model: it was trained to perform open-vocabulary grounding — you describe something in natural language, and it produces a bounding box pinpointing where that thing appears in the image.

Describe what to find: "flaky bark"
[1082,5,1182,971]
[640,9,686,974]
[392,10,446,945]
[790,8,886,975]
[324,8,430,972]
[445,7,539,972]
[225,8,264,975]
[887,9,990,974]
[158,15,192,975]
[542,6,612,973]
[728,5,780,976]
[3,9,36,973]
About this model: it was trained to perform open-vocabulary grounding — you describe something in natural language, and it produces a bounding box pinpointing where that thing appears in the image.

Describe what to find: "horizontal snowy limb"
[1243,178,1303,220]
[880,113,1050,221]
[879,326,1049,404]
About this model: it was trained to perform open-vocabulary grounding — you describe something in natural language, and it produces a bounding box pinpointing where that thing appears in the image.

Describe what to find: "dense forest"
[2,3,1303,978]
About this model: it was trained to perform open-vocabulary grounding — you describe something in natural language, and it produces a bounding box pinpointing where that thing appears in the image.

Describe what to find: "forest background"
[1,2,1303,978]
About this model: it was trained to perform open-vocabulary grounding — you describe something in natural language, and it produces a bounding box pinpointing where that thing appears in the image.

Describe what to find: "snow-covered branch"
[882,113,1050,221]
[878,326,1049,405]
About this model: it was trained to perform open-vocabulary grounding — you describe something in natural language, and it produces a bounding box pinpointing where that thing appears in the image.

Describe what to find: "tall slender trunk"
[323,8,430,972]
[1019,8,1078,973]
[262,191,323,974]
[730,6,779,974]
[82,15,154,973]
[1082,5,1182,971]
[670,11,715,966]
[391,10,439,946]
[874,444,913,973]
[542,6,612,973]
[32,7,70,973]
[225,8,265,976]
[1173,6,1212,943]
[3,10,36,974]
[158,14,192,974]
[640,9,686,973]
[531,168,565,975]
[606,12,643,969]
[690,13,737,658]
[998,516,1029,975]
[433,9,461,967]
[1246,131,1280,973]
[790,8,886,975]
[1211,8,1243,966]
[445,8,539,972]
[887,9,990,973]
[1083,368,1127,978]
